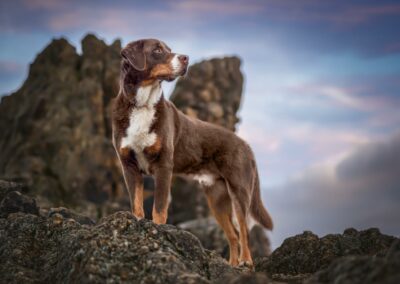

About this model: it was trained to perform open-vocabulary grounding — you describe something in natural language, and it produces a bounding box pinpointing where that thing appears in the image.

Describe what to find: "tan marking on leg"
[133,183,144,219]
[119,147,131,159]
[152,207,167,224]
[144,136,162,155]
[118,147,144,219]
[233,202,253,266]
[205,182,240,266]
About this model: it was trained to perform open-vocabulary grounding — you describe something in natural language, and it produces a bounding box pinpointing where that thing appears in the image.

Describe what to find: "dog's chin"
[179,67,188,76]
[165,76,176,82]
[162,69,187,82]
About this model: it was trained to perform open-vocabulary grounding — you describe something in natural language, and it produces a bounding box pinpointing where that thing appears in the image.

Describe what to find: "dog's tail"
[250,170,273,230]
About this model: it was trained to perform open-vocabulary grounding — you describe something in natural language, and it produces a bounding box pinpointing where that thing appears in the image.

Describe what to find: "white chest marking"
[120,84,162,172]
[192,174,215,187]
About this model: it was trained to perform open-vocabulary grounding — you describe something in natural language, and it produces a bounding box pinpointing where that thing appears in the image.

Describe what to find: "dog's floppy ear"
[121,40,146,71]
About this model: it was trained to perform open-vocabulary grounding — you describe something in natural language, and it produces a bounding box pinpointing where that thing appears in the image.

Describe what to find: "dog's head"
[121,39,189,82]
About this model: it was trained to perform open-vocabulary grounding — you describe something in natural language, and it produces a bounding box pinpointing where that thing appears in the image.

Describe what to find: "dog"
[112,39,273,266]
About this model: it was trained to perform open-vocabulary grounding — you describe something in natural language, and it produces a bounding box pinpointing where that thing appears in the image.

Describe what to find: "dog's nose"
[178,55,189,65]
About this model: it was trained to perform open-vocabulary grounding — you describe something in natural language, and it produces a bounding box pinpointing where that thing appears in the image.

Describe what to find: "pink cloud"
[0,60,23,73]
[288,83,398,112]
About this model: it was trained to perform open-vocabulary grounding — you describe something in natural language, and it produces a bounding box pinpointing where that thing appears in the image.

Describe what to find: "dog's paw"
[238,260,253,268]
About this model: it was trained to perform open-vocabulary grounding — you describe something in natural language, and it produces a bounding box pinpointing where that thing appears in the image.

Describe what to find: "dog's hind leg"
[204,179,240,266]
[226,180,253,266]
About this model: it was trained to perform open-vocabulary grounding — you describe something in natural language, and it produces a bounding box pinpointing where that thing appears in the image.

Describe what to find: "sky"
[1,0,399,247]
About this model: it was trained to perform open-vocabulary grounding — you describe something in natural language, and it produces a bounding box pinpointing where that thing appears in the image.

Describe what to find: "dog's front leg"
[124,167,144,219]
[152,165,172,224]
[118,150,145,219]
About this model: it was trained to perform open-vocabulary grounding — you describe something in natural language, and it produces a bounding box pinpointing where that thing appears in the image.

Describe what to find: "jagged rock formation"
[256,229,400,283]
[307,240,400,284]
[1,181,399,283]
[0,34,124,208]
[178,217,271,258]
[170,57,243,132]
[0,182,240,283]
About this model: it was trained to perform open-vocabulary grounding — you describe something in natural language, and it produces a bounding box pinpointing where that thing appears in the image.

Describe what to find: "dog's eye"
[153,48,162,54]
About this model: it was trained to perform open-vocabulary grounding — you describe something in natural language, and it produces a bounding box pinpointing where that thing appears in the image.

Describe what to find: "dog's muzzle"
[172,54,189,76]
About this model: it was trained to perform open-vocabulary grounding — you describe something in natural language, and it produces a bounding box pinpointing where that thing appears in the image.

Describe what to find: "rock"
[168,177,210,224]
[170,56,243,132]
[0,190,39,217]
[178,217,271,259]
[0,197,239,283]
[249,225,271,258]
[48,207,95,225]
[178,217,227,255]
[0,180,28,201]
[0,181,398,283]
[306,239,400,284]
[256,228,398,282]
[217,273,270,284]
[0,34,123,212]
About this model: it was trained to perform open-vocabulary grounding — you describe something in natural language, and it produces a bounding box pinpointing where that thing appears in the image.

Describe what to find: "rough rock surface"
[307,239,400,284]
[1,182,399,283]
[0,185,242,283]
[0,34,123,208]
[256,229,399,283]
[179,217,271,258]
[170,56,243,132]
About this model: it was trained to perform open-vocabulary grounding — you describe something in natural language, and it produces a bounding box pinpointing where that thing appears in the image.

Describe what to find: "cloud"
[265,132,400,248]
[2,0,400,58]
[258,1,400,26]
[337,134,400,181]
[288,84,394,112]
[0,60,24,75]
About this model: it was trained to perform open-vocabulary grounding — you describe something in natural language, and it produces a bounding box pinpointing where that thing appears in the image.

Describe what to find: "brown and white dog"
[112,39,273,266]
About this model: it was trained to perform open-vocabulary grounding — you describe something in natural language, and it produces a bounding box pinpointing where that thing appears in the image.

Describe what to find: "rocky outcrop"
[0,182,240,283]
[256,229,399,283]
[170,57,243,132]
[1,182,399,283]
[307,239,400,284]
[0,34,123,209]
[178,217,271,258]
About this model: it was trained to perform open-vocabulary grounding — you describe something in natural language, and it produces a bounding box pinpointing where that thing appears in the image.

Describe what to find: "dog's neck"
[135,82,162,108]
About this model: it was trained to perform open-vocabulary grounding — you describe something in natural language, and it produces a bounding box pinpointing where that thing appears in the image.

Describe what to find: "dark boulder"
[0,190,39,217]
[0,34,123,210]
[256,228,398,283]
[307,239,400,283]
[0,199,240,283]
